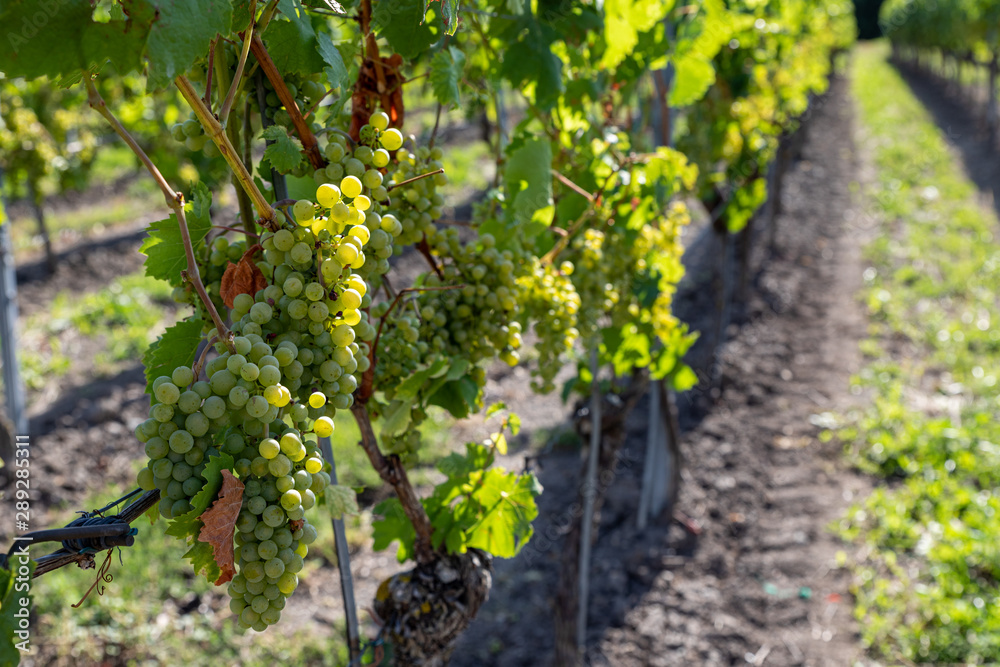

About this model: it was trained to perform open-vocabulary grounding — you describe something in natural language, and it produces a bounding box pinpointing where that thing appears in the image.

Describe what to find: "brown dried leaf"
[197,469,245,585]
[220,246,266,308]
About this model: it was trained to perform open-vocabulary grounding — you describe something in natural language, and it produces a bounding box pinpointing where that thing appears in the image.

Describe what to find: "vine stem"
[219,0,256,125]
[85,77,234,352]
[551,169,594,202]
[249,34,326,169]
[175,75,278,231]
[349,402,435,565]
[386,168,444,192]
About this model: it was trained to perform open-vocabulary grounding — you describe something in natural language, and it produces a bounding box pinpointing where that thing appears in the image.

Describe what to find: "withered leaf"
[197,469,245,585]
[220,245,266,308]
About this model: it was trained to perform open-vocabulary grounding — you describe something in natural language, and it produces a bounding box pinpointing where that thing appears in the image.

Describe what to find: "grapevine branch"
[85,78,234,350]
[416,236,445,279]
[219,0,256,124]
[249,34,326,169]
[386,168,445,192]
[175,75,279,231]
[349,402,435,565]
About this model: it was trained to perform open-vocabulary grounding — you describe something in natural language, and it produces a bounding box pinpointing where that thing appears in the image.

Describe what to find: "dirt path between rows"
[452,75,872,667]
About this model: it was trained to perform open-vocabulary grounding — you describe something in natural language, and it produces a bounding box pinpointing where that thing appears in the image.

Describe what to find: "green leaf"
[139,183,212,286]
[437,442,493,479]
[263,0,326,76]
[393,357,450,401]
[381,399,414,437]
[427,375,480,419]
[146,0,233,90]
[600,0,672,69]
[429,46,466,109]
[262,126,305,173]
[507,413,521,436]
[373,0,442,60]
[505,138,553,224]
[326,485,359,519]
[669,53,716,107]
[316,32,350,93]
[425,0,460,35]
[493,433,508,455]
[372,498,416,562]
[143,317,205,394]
[165,453,235,583]
[0,557,33,666]
[464,468,539,558]
[499,18,563,109]
[0,0,152,82]
[486,402,507,418]
[231,0,256,31]
[669,364,698,391]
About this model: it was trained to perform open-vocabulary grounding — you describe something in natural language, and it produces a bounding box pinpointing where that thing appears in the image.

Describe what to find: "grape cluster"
[384,144,447,247]
[137,178,393,630]
[516,258,582,393]
[415,229,522,368]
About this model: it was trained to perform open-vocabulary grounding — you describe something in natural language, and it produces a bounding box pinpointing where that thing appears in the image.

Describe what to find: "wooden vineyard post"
[637,380,661,530]
[576,346,602,657]
[638,379,684,530]
[319,436,361,661]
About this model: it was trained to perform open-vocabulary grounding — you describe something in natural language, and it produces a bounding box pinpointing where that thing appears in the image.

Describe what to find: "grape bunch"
[383,143,447,247]
[137,177,395,630]
[516,258,582,393]
[414,229,523,368]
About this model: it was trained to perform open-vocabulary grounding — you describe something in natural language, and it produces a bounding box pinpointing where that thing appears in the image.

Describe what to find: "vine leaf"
[430,46,466,109]
[143,318,204,394]
[327,485,360,519]
[424,0,460,35]
[462,468,539,557]
[317,32,350,94]
[504,138,553,224]
[220,249,267,307]
[262,126,305,173]
[145,0,233,90]
[264,0,326,76]
[0,0,151,83]
[499,18,563,110]
[197,470,245,585]
[139,183,213,286]
[373,0,441,60]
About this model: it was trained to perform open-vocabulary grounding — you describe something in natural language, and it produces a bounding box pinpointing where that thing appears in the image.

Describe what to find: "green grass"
[32,485,349,667]
[18,272,175,390]
[835,41,1000,664]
